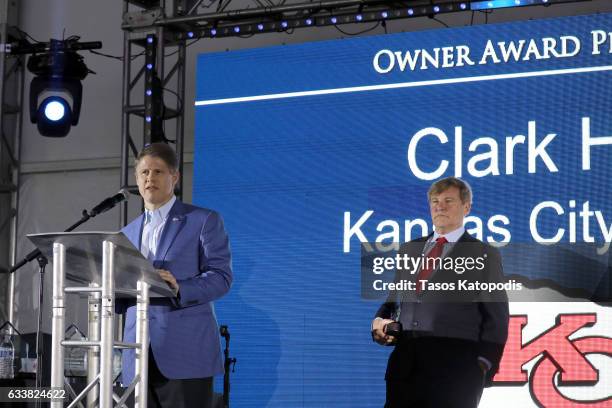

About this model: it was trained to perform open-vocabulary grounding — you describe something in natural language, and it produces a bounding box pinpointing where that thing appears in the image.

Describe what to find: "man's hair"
[428,177,472,204]
[135,143,178,172]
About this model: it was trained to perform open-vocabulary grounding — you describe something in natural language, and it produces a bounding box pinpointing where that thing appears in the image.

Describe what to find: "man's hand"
[371,318,397,346]
[158,269,179,295]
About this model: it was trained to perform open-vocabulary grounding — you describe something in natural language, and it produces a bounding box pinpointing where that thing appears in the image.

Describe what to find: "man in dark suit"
[372,177,509,408]
[120,143,232,408]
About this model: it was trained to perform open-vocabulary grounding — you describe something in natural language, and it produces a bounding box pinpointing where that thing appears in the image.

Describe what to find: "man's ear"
[463,202,471,216]
[172,170,180,186]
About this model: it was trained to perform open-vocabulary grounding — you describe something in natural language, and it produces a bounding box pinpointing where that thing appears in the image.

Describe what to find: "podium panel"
[28,231,175,298]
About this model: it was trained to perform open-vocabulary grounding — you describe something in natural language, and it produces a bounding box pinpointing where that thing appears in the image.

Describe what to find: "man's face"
[135,155,179,210]
[429,186,470,234]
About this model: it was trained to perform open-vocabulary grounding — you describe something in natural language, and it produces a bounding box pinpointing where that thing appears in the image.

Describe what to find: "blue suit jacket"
[119,200,232,384]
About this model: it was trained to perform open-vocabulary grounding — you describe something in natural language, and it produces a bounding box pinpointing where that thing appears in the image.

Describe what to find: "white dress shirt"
[431,225,465,244]
[141,195,176,259]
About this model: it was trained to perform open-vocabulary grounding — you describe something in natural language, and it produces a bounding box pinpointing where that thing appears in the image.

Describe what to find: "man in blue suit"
[120,143,232,408]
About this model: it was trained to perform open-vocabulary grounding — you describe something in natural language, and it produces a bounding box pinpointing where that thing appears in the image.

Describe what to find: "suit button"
[412,321,419,327]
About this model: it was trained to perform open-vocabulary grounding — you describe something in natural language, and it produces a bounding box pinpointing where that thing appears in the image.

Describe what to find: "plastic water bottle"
[0,334,15,379]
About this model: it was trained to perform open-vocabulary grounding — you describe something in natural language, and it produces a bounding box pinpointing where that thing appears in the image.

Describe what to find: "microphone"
[10,189,130,273]
[90,189,129,217]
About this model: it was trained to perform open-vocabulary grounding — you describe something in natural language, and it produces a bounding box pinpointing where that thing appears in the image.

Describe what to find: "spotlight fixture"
[27,38,98,137]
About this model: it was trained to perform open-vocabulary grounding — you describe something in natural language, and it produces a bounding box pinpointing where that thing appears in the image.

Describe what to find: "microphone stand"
[10,209,94,397]
[220,325,236,408]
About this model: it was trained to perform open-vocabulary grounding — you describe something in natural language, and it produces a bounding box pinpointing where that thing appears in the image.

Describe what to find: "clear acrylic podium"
[28,232,176,408]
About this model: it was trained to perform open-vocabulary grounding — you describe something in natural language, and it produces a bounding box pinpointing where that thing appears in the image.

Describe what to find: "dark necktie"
[416,236,448,293]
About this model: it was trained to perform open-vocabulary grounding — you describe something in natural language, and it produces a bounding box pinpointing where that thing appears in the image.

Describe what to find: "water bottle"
[0,334,15,379]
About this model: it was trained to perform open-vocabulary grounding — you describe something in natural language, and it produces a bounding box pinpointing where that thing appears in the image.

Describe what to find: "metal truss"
[123,0,470,38]
[0,0,24,330]
[122,0,590,39]
[120,1,187,226]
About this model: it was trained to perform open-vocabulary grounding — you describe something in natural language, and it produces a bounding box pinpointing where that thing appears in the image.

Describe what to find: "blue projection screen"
[194,13,612,407]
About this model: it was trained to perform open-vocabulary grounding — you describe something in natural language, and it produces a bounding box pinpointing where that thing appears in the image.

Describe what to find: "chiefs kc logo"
[494,313,612,407]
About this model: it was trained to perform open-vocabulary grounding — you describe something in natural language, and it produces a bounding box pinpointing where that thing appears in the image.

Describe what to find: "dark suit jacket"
[375,231,509,384]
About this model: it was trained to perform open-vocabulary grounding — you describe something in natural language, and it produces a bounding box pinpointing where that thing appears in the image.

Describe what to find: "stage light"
[281,21,288,28]
[258,24,264,30]
[234,26,240,33]
[146,89,152,96]
[331,17,337,24]
[356,14,363,21]
[306,19,313,25]
[471,0,538,9]
[381,11,388,18]
[29,80,78,138]
[28,39,92,137]
[147,36,154,44]
[211,29,217,36]
[408,8,414,15]
[460,3,468,9]
[146,63,153,70]
[187,31,194,38]
[43,99,66,121]
[145,116,152,123]
[433,5,440,12]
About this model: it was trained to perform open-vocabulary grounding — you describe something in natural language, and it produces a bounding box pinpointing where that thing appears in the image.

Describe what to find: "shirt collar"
[432,225,465,243]
[145,195,176,224]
